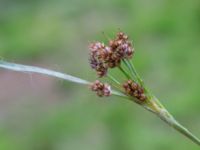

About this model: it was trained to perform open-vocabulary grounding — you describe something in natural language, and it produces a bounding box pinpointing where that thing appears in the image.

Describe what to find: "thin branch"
[107,74,120,85]
[0,60,90,85]
[118,65,131,79]
[122,59,137,81]
[111,90,129,98]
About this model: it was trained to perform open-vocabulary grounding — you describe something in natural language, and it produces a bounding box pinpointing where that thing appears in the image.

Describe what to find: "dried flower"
[90,80,111,97]
[109,32,134,60]
[89,32,134,77]
[89,42,109,77]
[123,80,147,102]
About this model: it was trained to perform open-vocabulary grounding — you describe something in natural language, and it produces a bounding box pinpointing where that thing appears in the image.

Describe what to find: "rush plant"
[0,31,199,146]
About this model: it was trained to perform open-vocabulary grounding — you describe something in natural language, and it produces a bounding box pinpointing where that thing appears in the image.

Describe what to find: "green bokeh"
[0,0,200,149]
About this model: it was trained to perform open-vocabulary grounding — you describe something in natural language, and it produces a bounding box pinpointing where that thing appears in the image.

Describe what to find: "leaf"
[0,60,90,85]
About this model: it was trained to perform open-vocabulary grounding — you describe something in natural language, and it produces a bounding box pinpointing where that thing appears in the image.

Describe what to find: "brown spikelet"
[90,80,111,97]
[109,32,134,59]
[123,80,147,103]
[89,42,109,77]
[89,32,135,76]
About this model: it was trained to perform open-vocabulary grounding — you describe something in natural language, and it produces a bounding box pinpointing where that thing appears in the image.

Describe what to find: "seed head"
[89,32,135,77]
[123,80,147,102]
[90,80,111,97]
[109,32,134,59]
[89,42,110,77]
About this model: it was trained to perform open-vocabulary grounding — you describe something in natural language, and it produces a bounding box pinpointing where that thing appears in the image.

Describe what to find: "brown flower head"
[109,32,134,59]
[123,80,146,102]
[90,80,111,97]
[89,32,135,77]
[89,42,110,77]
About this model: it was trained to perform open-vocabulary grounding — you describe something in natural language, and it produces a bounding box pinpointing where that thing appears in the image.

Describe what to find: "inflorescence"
[89,32,134,77]
[90,80,111,97]
[89,31,147,103]
[123,80,146,103]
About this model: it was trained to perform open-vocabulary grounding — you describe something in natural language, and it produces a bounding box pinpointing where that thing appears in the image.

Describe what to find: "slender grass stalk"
[126,59,143,86]
[0,60,90,85]
[122,59,137,81]
[107,74,120,85]
[107,74,124,92]
[111,89,128,98]
[118,65,131,79]
[144,97,200,145]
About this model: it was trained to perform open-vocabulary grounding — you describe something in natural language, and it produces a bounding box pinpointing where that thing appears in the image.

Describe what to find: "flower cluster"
[89,32,134,77]
[90,80,111,97]
[89,42,110,77]
[123,80,147,102]
[89,31,146,100]
[109,32,134,59]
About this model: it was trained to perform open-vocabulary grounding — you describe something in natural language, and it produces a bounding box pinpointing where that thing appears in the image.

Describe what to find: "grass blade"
[0,60,90,85]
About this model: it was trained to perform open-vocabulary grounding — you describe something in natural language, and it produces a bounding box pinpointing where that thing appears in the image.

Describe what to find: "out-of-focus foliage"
[0,0,200,150]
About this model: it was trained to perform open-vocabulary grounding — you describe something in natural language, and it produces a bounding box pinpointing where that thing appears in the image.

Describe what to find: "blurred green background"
[0,0,200,149]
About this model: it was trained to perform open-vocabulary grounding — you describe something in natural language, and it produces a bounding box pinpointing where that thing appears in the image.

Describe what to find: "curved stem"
[118,65,131,79]
[145,98,200,146]
[0,60,90,85]
[107,74,120,85]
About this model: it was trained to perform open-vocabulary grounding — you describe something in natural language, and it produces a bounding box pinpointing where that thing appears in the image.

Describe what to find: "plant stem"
[126,59,143,86]
[144,97,200,146]
[118,65,131,79]
[122,59,137,81]
[107,74,124,93]
[107,74,120,85]
[0,60,90,85]
[111,90,129,99]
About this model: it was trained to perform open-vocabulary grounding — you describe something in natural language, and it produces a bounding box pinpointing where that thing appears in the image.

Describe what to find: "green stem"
[144,98,200,146]
[126,59,143,86]
[107,74,120,85]
[111,89,128,98]
[107,74,124,93]
[122,59,137,81]
[118,65,131,79]
[0,60,90,85]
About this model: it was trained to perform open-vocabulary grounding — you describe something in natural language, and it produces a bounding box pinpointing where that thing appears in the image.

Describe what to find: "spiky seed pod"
[123,80,147,102]
[90,80,111,97]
